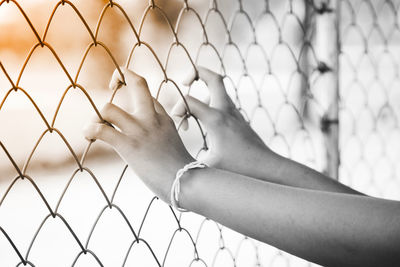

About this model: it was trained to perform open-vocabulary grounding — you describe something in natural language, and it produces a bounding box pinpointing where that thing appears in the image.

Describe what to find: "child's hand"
[172,67,278,178]
[84,67,195,203]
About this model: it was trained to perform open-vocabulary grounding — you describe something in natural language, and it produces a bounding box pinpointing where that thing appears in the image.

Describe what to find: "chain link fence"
[0,0,398,266]
[338,0,400,200]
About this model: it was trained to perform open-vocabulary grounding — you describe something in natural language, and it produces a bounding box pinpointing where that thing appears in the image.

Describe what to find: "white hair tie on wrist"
[170,161,207,212]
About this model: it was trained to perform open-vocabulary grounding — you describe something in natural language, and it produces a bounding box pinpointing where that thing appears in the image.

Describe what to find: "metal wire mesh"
[1,0,397,266]
[338,0,400,200]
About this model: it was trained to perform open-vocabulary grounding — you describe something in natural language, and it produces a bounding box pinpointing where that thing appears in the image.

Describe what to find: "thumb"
[171,95,219,130]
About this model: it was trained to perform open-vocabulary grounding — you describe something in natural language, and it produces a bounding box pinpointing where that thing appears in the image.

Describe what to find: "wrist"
[148,153,195,204]
[176,165,208,212]
[169,161,207,211]
[248,148,287,182]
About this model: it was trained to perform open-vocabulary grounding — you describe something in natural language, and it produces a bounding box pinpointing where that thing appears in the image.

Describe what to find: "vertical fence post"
[315,0,340,179]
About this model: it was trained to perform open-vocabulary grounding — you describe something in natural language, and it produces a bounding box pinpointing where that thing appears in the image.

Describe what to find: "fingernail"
[82,123,95,141]
[182,68,197,86]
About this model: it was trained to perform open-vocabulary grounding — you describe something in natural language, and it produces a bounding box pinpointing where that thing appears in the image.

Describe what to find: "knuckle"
[84,123,97,140]
[101,103,114,114]
[110,69,123,88]
[100,103,117,120]
[135,76,147,87]
[127,73,147,87]
[210,73,223,84]
[96,123,108,135]
[113,67,122,76]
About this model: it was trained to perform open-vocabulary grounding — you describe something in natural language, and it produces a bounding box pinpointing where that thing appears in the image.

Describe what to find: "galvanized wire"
[1,0,390,266]
[338,0,400,199]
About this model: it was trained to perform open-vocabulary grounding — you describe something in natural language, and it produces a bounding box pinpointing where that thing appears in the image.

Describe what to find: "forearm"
[179,167,400,267]
[230,149,363,195]
[270,153,362,195]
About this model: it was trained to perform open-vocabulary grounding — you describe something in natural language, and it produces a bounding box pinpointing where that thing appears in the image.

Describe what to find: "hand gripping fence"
[1,0,399,266]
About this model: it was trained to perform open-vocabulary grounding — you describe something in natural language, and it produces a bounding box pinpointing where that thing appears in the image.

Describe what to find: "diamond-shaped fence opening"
[0,0,399,266]
[339,0,400,200]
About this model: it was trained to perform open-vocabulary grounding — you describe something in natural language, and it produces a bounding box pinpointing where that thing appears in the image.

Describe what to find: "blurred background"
[0,0,399,266]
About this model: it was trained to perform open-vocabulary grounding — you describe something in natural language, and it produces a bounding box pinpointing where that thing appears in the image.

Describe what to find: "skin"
[84,66,400,267]
[172,67,362,195]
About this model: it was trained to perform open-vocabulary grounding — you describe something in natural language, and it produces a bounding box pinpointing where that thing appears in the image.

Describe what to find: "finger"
[109,67,125,91]
[170,97,188,130]
[153,98,189,131]
[185,66,234,110]
[100,103,136,132]
[89,112,115,130]
[182,67,198,86]
[173,115,189,131]
[152,98,168,116]
[90,112,102,123]
[171,95,219,127]
[109,67,155,115]
[83,122,127,148]
[153,97,188,130]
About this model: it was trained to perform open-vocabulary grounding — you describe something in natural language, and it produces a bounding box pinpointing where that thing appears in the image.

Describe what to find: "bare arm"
[83,67,399,266]
[180,167,400,267]
[172,67,361,195]
[259,151,362,194]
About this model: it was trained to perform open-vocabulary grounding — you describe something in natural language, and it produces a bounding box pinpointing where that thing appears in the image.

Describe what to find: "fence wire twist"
[1,0,398,266]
